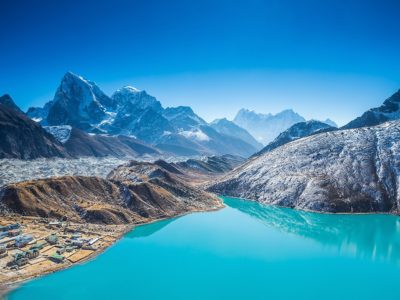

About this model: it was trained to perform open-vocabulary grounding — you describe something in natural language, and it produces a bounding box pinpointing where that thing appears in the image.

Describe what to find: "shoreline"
[0,203,224,299]
[220,195,400,216]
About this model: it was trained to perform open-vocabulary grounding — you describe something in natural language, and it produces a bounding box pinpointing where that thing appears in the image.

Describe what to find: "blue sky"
[1,0,399,125]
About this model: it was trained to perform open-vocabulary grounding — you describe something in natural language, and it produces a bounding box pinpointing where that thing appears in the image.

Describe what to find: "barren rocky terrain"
[209,121,400,213]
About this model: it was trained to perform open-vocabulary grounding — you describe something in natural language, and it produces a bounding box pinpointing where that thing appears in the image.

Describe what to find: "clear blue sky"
[1,0,399,125]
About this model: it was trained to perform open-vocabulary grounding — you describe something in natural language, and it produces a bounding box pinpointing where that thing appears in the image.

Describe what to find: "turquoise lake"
[8,197,400,299]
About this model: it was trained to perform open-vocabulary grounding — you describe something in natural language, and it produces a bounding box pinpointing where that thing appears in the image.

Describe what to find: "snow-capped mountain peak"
[111,86,162,112]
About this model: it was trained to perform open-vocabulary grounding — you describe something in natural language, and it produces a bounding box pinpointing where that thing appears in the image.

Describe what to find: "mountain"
[210,118,263,150]
[26,100,54,123]
[44,125,160,158]
[0,102,69,159]
[103,86,171,142]
[27,72,259,157]
[323,118,337,127]
[0,94,23,113]
[0,159,222,224]
[209,120,400,214]
[233,108,306,145]
[173,154,245,175]
[343,89,400,129]
[163,106,207,130]
[255,120,335,156]
[45,72,114,131]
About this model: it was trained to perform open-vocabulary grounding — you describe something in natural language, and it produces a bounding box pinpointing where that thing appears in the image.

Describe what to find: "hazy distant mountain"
[210,118,263,150]
[254,120,335,156]
[322,118,337,127]
[233,108,306,145]
[26,72,260,157]
[343,89,400,129]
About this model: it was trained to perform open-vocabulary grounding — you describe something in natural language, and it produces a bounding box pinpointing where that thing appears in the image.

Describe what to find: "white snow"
[44,125,72,143]
[179,129,210,142]
[0,157,127,187]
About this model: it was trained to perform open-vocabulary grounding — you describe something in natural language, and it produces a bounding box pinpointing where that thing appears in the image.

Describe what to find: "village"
[0,216,130,287]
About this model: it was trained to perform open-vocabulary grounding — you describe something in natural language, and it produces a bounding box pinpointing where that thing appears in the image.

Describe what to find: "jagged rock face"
[0,161,222,224]
[209,121,400,213]
[234,108,306,145]
[0,94,23,113]
[26,100,54,124]
[105,86,171,141]
[44,125,72,143]
[46,72,113,130]
[112,86,162,112]
[210,118,263,150]
[163,106,207,131]
[343,89,400,129]
[0,104,68,159]
[255,120,335,156]
[111,106,173,143]
[25,72,261,157]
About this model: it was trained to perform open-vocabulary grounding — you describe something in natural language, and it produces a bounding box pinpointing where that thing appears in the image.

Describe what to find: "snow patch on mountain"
[44,125,72,143]
[179,129,210,142]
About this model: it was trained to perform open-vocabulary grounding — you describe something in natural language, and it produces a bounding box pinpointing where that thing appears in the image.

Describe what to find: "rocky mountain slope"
[173,154,245,175]
[0,161,222,224]
[0,95,161,160]
[255,120,335,156]
[0,94,23,113]
[209,121,400,213]
[343,89,400,129]
[26,72,259,157]
[45,126,160,158]
[233,108,306,145]
[0,103,69,159]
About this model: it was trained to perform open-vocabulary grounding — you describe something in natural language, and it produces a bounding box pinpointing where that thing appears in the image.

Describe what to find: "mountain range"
[233,108,307,145]
[26,72,261,158]
[209,89,400,213]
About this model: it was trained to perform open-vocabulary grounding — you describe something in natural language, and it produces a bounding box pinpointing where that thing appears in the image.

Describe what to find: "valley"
[1,72,400,298]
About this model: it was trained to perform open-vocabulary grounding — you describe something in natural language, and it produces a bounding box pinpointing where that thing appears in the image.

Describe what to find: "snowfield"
[209,120,400,213]
[0,157,128,187]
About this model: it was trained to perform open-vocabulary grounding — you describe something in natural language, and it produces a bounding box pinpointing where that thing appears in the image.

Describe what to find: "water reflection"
[125,218,176,239]
[224,197,400,263]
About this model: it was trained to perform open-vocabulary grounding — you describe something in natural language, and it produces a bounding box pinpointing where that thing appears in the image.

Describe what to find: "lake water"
[8,197,400,299]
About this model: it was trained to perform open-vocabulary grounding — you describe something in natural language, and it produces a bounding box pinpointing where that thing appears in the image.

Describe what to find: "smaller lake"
[9,197,400,300]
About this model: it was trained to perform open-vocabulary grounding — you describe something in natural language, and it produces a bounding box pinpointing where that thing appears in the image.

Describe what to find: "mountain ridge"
[25,72,260,157]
